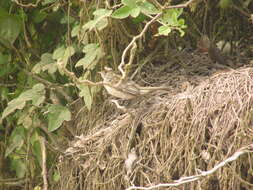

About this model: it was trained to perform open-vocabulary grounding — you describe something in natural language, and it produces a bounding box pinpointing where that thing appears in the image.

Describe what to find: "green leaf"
[60,15,75,24]
[53,46,66,60]
[130,7,141,18]
[41,53,54,64]
[178,18,185,26]
[32,53,57,74]
[83,9,112,31]
[62,46,75,64]
[11,159,26,178]
[96,18,109,30]
[78,84,92,110]
[219,0,231,9]
[75,55,96,69]
[2,98,27,120]
[47,105,71,132]
[0,11,22,44]
[158,25,172,36]
[93,9,112,18]
[111,6,132,19]
[160,8,183,24]
[32,139,42,164]
[71,25,80,37]
[5,134,24,157]
[63,46,75,60]
[83,43,99,53]
[131,13,147,24]
[83,20,96,31]
[76,43,103,69]
[30,83,46,106]
[1,84,45,119]
[122,0,137,8]
[139,1,160,15]
[17,110,32,128]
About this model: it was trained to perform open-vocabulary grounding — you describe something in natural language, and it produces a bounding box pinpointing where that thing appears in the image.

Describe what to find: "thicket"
[0,0,252,189]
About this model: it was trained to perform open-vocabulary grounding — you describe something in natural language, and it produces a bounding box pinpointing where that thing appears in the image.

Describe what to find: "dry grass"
[58,60,253,190]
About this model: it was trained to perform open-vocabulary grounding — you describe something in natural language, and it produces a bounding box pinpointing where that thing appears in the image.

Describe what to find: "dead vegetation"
[57,48,253,190]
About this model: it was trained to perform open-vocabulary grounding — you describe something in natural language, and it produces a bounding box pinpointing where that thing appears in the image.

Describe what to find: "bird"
[197,35,229,66]
[99,67,170,100]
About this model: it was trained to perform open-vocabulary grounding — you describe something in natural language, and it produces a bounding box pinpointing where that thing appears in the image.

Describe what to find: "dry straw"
[60,67,253,190]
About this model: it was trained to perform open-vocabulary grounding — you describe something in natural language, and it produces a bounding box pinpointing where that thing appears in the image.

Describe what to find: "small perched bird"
[197,35,228,66]
[99,67,170,100]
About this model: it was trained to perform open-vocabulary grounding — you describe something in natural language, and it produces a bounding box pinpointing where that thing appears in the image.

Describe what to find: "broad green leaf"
[83,9,112,31]
[32,140,42,164]
[63,46,75,60]
[78,84,92,110]
[178,18,185,26]
[32,53,57,74]
[30,83,46,106]
[93,9,112,17]
[76,43,102,69]
[219,0,231,8]
[111,6,132,19]
[0,12,21,44]
[47,105,71,132]
[71,25,80,37]
[2,98,27,119]
[83,43,99,53]
[75,54,96,69]
[158,25,172,36]
[122,0,137,8]
[17,111,32,128]
[1,84,45,119]
[10,159,26,178]
[53,46,65,60]
[60,15,75,24]
[5,134,24,157]
[62,46,75,66]
[130,7,141,18]
[131,13,147,24]
[96,18,109,30]
[160,8,183,24]
[83,20,96,31]
[41,53,54,63]
[157,8,186,36]
[139,1,160,15]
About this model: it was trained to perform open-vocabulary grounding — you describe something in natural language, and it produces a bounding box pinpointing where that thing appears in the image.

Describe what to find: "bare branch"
[40,137,48,190]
